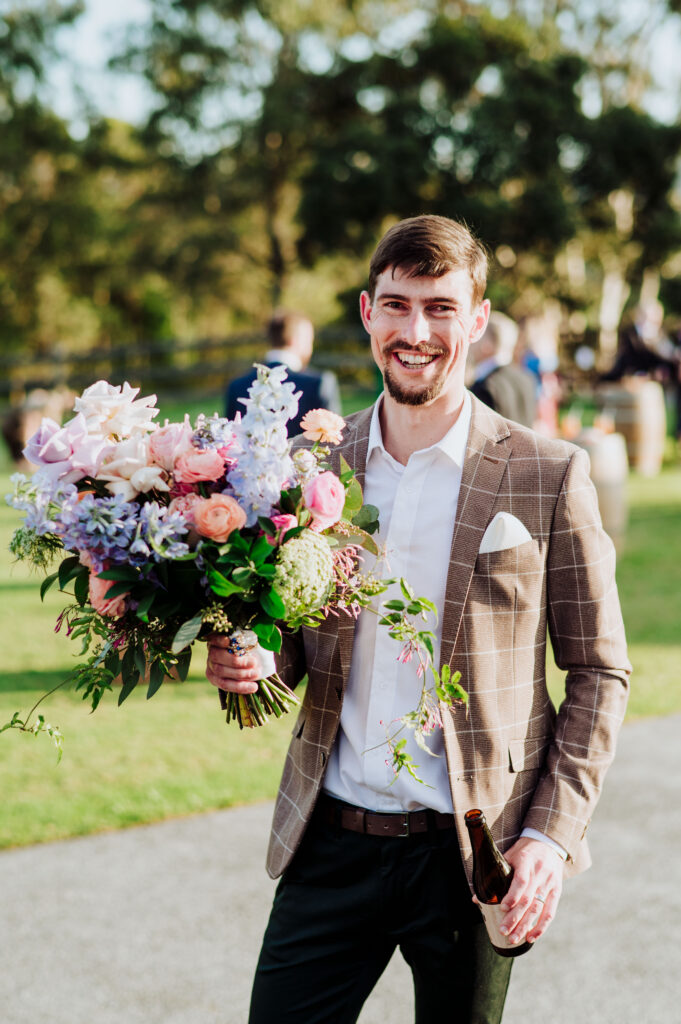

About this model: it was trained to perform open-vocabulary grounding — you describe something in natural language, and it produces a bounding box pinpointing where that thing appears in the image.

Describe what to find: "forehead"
[373,265,475,305]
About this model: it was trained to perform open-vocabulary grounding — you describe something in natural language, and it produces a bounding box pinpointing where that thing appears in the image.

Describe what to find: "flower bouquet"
[3,366,466,777]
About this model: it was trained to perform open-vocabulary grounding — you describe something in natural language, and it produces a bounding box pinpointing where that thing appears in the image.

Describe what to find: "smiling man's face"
[360,265,490,408]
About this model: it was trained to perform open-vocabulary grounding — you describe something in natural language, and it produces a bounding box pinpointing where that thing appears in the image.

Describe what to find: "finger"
[208,648,260,669]
[205,658,261,691]
[526,888,560,943]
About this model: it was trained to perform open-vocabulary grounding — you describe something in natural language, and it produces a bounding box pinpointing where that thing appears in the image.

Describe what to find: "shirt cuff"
[520,827,568,861]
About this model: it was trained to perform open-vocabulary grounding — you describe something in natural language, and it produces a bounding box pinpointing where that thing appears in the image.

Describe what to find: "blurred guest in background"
[600,300,681,439]
[225,311,342,431]
[468,311,537,427]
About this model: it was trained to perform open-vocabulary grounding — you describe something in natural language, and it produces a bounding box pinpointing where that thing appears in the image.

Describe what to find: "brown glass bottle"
[464,808,532,957]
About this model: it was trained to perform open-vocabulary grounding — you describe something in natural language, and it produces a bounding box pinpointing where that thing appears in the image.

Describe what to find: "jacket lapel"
[335,406,373,681]
[439,397,511,671]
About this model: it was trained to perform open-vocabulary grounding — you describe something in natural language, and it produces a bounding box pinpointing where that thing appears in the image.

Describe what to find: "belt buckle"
[397,812,410,837]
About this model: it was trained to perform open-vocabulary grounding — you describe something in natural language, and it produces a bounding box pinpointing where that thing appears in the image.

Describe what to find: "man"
[468,311,537,427]
[225,310,342,431]
[207,215,630,1023]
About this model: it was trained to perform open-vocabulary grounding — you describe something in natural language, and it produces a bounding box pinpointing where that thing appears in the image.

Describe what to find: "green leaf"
[133,643,146,678]
[207,568,244,598]
[102,581,132,599]
[260,589,286,618]
[400,578,415,601]
[232,566,255,586]
[171,614,203,654]
[339,454,354,479]
[97,566,140,582]
[252,621,282,653]
[421,634,435,660]
[118,670,140,705]
[175,649,192,682]
[73,569,90,607]
[342,477,363,517]
[251,534,275,566]
[146,659,165,699]
[351,504,380,534]
[257,516,277,537]
[383,599,406,611]
[40,571,60,601]
[58,556,81,589]
[121,642,136,680]
[135,591,156,620]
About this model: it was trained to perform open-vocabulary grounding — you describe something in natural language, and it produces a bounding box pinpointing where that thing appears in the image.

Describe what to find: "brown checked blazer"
[266,394,631,883]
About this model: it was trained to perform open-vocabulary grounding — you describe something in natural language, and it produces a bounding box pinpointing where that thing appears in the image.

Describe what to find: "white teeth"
[397,353,435,366]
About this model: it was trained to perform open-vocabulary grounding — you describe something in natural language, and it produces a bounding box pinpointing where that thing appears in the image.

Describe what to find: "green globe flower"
[273,531,335,623]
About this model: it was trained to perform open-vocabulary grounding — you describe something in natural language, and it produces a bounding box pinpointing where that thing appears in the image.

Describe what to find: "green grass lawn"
[1,416,679,848]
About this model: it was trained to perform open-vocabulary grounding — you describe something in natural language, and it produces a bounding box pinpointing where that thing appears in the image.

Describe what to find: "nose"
[404,306,430,346]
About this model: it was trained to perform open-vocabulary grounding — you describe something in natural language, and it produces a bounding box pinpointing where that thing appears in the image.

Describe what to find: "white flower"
[98,435,169,500]
[73,380,158,440]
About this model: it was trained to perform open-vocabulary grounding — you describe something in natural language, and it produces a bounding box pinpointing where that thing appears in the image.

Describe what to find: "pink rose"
[265,513,298,546]
[303,471,345,531]
[23,413,111,484]
[149,418,194,471]
[168,492,203,525]
[173,447,226,484]
[193,494,247,543]
[89,573,128,618]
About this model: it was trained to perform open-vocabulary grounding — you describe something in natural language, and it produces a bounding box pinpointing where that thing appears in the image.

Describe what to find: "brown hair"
[368,215,488,306]
[267,311,312,349]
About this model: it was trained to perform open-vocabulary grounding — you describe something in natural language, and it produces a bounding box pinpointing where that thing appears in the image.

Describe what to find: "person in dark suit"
[469,311,537,427]
[225,311,342,431]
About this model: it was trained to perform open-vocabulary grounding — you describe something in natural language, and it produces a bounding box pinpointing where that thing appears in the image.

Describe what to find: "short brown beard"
[382,345,445,405]
[383,365,444,405]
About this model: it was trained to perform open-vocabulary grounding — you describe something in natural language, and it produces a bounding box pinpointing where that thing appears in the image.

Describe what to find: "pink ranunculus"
[193,493,247,543]
[173,447,226,484]
[168,492,203,525]
[299,409,346,445]
[303,471,346,531]
[265,513,298,546]
[23,413,111,484]
[149,417,194,471]
[89,573,128,618]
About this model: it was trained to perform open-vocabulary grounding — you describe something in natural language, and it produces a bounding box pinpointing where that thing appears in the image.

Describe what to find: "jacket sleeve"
[522,447,631,857]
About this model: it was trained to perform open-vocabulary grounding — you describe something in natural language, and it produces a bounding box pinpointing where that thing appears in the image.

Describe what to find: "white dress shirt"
[323,393,472,813]
[322,391,567,860]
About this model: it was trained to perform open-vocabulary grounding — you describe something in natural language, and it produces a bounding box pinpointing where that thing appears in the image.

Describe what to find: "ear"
[468,299,491,346]
[359,291,373,335]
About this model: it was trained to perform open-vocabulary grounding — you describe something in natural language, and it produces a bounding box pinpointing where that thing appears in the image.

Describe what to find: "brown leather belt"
[317,794,455,838]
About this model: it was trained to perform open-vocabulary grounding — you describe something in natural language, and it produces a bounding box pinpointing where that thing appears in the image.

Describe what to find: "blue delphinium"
[7,472,79,535]
[56,493,140,571]
[228,364,300,526]
[128,502,190,564]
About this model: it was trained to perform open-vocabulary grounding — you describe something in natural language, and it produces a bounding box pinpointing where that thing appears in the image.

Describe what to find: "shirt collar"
[367,389,472,468]
[265,348,304,372]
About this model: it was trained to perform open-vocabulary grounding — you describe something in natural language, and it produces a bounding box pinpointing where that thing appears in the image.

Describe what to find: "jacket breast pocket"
[474,538,540,576]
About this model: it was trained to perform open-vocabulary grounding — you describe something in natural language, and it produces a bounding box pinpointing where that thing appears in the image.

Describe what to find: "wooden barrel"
[597,379,667,476]
[575,429,629,551]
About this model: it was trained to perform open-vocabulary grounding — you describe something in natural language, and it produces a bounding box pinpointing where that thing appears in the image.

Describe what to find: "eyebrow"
[377,293,458,303]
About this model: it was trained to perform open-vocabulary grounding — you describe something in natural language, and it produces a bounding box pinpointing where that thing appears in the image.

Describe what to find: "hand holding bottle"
[498,835,564,946]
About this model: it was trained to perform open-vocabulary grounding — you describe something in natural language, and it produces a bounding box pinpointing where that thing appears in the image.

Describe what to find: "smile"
[394,352,438,367]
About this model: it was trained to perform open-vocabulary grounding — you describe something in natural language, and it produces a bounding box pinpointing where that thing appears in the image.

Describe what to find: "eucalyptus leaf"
[171,614,203,654]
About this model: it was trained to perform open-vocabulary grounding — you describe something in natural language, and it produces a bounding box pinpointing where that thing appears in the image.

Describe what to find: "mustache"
[384,343,445,357]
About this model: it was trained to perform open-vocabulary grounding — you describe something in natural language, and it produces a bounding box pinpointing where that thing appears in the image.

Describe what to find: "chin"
[384,370,444,406]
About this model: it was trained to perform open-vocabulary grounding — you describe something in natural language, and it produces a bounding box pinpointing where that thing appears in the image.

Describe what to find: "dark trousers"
[249,810,513,1024]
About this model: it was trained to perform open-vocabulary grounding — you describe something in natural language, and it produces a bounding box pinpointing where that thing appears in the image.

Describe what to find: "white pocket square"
[479,512,532,554]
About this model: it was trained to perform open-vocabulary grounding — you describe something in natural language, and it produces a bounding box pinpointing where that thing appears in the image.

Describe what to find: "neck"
[379,388,466,465]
